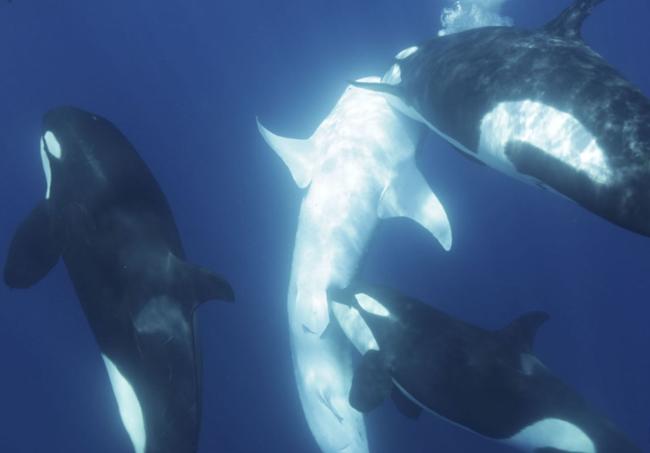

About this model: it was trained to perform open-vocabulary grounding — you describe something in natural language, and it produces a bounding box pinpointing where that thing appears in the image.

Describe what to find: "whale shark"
[257,78,452,452]
[4,107,234,453]
[328,285,641,453]
[353,0,650,237]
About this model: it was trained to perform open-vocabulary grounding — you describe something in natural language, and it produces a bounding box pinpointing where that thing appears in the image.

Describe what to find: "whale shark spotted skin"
[258,78,452,453]
[354,0,650,238]
[329,285,641,453]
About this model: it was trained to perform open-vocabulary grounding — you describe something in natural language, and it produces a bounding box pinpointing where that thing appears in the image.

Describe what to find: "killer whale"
[258,78,452,453]
[4,107,234,453]
[328,285,640,453]
[353,0,650,237]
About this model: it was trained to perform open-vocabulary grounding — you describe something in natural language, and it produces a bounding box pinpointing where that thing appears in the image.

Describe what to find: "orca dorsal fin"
[257,118,317,189]
[544,0,606,41]
[499,311,549,352]
[167,254,235,308]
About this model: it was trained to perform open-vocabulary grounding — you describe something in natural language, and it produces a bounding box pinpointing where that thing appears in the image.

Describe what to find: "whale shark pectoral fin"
[170,256,235,306]
[499,311,549,352]
[349,350,392,413]
[544,0,606,40]
[256,118,316,189]
[390,386,422,419]
[4,200,63,288]
[379,160,452,251]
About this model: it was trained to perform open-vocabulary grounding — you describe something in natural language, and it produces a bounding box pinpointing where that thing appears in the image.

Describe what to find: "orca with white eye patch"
[4,106,235,453]
[354,0,650,238]
[328,285,640,453]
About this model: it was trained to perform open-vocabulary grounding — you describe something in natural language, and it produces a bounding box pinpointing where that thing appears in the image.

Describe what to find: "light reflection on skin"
[259,78,451,452]
[480,100,613,185]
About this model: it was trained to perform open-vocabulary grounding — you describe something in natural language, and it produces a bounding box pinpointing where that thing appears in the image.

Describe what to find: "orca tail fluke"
[544,0,606,40]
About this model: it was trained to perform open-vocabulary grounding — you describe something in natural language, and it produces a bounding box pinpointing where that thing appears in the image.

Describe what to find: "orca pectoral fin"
[256,118,316,189]
[4,200,62,288]
[391,386,422,419]
[349,350,392,413]
[379,159,452,251]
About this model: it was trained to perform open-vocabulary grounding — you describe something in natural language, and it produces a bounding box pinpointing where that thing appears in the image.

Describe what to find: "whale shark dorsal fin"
[4,200,63,288]
[499,311,550,352]
[544,0,606,40]
[349,349,392,413]
[378,159,452,251]
[256,118,316,189]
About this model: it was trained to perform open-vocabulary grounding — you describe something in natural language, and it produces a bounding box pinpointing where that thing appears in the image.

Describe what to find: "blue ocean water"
[0,0,648,452]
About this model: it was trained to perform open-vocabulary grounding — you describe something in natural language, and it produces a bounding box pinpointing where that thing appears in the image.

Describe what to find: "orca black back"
[4,106,234,453]
[329,285,640,453]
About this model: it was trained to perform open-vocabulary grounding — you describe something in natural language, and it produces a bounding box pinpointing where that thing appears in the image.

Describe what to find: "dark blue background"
[0,1,648,452]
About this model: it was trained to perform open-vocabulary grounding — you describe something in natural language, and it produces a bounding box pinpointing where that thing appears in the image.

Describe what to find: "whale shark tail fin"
[379,159,453,251]
[4,200,63,289]
[544,0,606,40]
[256,118,317,189]
[499,311,549,352]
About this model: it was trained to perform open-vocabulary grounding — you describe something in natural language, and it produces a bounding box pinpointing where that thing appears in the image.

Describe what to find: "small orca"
[4,107,234,453]
[328,285,640,453]
[258,78,451,453]
[354,0,650,237]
